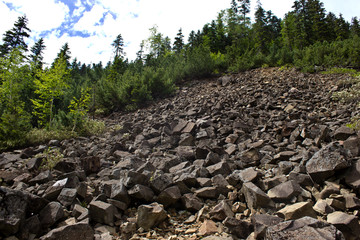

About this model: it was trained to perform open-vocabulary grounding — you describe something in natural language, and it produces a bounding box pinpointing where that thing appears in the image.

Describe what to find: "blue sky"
[1,0,359,65]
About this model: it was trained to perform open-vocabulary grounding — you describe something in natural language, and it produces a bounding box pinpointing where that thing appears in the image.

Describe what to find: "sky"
[0,0,359,66]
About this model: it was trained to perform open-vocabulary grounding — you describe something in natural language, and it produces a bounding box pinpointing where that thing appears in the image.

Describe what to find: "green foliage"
[0,48,31,149]
[68,87,91,131]
[32,56,70,127]
[38,147,63,170]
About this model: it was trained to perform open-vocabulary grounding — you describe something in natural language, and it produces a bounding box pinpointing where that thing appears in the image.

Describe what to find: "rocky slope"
[1,68,360,240]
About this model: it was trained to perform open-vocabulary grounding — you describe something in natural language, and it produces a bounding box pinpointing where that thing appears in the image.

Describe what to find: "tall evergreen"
[112,34,125,59]
[173,28,184,54]
[0,15,31,57]
[30,38,46,69]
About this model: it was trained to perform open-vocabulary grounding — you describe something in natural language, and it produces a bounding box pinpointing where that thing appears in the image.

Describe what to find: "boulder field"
[1,68,360,240]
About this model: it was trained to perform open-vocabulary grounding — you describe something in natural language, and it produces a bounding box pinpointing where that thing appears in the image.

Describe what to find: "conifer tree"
[30,38,46,69]
[112,34,125,59]
[0,15,31,57]
[173,28,184,54]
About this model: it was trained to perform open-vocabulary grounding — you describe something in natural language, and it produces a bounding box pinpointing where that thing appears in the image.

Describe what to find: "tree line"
[0,0,359,150]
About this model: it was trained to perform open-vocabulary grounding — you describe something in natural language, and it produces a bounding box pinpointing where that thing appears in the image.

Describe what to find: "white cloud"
[3,0,69,33]
[73,4,107,34]
[2,0,360,65]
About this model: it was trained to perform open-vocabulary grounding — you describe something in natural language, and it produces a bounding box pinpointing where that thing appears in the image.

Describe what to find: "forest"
[0,0,360,150]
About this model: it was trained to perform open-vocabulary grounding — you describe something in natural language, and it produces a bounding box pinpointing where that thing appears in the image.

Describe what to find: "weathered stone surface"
[0,188,28,236]
[137,202,168,231]
[195,187,218,199]
[345,159,360,192]
[206,161,231,176]
[156,186,181,208]
[181,193,204,212]
[81,156,100,174]
[39,201,64,228]
[343,136,360,156]
[313,199,335,215]
[327,211,360,238]
[267,180,302,202]
[266,216,344,240]
[209,200,234,221]
[242,182,275,209]
[39,222,94,240]
[29,170,53,185]
[251,214,282,239]
[306,142,351,183]
[276,201,317,220]
[198,219,218,236]
[128,184,154,202]
[89,201,114,226]
[57,188,77,207]
[334,126,355,140]
[223,217,253,239]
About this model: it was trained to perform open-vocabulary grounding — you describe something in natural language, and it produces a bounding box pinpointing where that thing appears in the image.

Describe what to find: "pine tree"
[335,14,350,40]
[351,17,360,36]
[112,34,125,59]
[53,43,71,69]
[30,38,46,69]
[0,15,31,57]
[253,1,267,52]
[173,28,184,54]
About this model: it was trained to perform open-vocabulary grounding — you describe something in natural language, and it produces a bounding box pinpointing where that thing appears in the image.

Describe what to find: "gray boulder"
[306,142,351,183]
[137,202,168,231]
[266,216,344,240]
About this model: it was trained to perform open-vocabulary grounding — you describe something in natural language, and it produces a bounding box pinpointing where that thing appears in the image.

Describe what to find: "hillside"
[1,68,360,240]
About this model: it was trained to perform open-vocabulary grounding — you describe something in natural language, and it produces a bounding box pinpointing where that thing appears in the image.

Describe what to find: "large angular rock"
[334,126,355,140]
[327,211,360,238]
[89,201,114,226]
[276,201,317,220]
[251,214,282,239]
[39,222,94,240]
[345,159,360,192]
[29,170,53,185]
[343,136,360,156]
[39,202,64,228]
[241,182,275,209]
[267,180,302,202]
[266,216,344,240]
[128,184,154,202]
[206,161,231,176]
[0,187,28,236]
[223,217,253,239]
[181,193,204,212]
[306,142,351,183]
[156,186,181,208]
[209,200,234,221]
[137,202,168,231]
[57,188,77,208]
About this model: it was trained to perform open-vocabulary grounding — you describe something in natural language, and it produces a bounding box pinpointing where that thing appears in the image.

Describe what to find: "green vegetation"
[1,0,360,150]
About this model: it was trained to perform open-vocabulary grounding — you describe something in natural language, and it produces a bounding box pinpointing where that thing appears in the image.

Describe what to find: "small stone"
[313,199,335,215]
[198,219,218,236]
